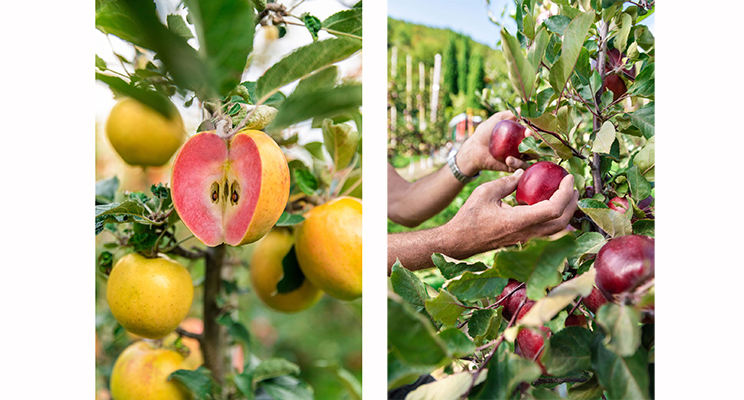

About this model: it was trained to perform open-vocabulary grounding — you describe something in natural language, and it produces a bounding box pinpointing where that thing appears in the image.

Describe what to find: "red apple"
[582,287,608,314]
[595,235,654,296]
[515,302,550,374]
[515,161,569,205]
[603,74,627,102]
[605,48,636,79]
[565,313,587,327]
[488,120,526,162]
[496,279,526,321]
[608,196,629,213]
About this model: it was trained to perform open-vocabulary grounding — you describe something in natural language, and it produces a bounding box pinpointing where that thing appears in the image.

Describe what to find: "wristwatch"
[447,150,480,184]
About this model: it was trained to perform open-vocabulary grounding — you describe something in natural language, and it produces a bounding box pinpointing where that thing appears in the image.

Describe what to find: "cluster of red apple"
[488,119,655,372]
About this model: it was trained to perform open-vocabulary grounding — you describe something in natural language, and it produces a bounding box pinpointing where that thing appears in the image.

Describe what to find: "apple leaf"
[626,165,653,201]
[578,200,633,238]
[292,66,339,97]
[492,235,577,301]
[570,232,606,260]
[545,15,572,35]
[615,12,632,53]
[269,83,362,132]
[527,28,550,71]
[275,246,305,294]
[96,0,151,49]
[250,358,300,387]
[390,261,431,317]
[322,8,362,36]
[438,328,475,358]
[275,212,304,226]
[501,28,536,102]
[315,362,361,400]
[591,121,616,154]
[407,371,487,400]
[446,267,509,303]
[256,38,361,104]
[630,63,655,98]
[96,176,120,204]
[170,367,214,400]
[632,219,655,237]
[540,133,573,160]
[542,326,593,376]
[322,118,360,170]
[431,253,488,280]
[505,269,595,341]
[548,12,594,94]
[425,289,466,327]
[387,353,434,390]
[468,308,499,340]
[628,102,655,139]
[470,342,543,400]
[591,334,651,400]
[95,201,147,234]
[633,136,655,180]
[596,303,642,357]
[96,73,177,119]
[166,14,193,40]
[257,376,314,400]
[388,295,449,366]
[519,136,557,158]
[567,375,605,400]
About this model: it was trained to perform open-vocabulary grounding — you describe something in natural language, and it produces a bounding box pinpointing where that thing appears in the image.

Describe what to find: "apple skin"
[496,279,526,321]
[565,313,587,328]
[515,302,550,374]
[488,120,527,162]
[595,235,655,296]
[583,287,608,314]
[608,196,629,213]
[606,48,636,79]
[515,161,569,205]
[603,74,627,102]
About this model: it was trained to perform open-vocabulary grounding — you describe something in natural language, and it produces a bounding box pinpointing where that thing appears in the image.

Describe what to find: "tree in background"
[457,38,470,97]
[442,35,458,108]
[466,50,485,109]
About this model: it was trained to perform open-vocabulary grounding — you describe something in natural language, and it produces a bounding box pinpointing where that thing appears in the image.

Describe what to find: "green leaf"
[166,14,193,39]
[388,352,433,390]
[275,212,304,226]
[252,358,301,385]
[626,165,653,201]
[96,73,177,119]
[471,342,542,400]
[256,38,361,103]
[257,376,314,400]
[316,362,361,400]
[438,328,475,358]
[570,232,606,260]
[275,246,306,294]
[491,235,577,301]
[390,261,431,316]
[633,219,654,237]
[388,295,448,366]
[302,13,322,40]
[630,63,655,98]
[292,66,338,97]
[528,28,549,71]
[239,81,286,105]
[96,0,151,48]
[627,102,654,138]
[322,119,360,170]
[468,308,496,338]
[530,387,564,399]
[501,28,536,102]
[294,168,319,195]
[633,136,655,179]
[596,303,642,357]
[542,327,593,375]
[591,121,616,154]
[216,314,251,349]
[579,208,632,238]
[184,0,255,96]
[548,12,594,94]
[431,253,488,280]
[567,375,605,400]
[169,367,214,400]
[95,201,147,235]
[304,142,325,160]
[322,8,362,36]
[406,372,487,400]
[95,176,120,204]
[95,54,107,71]
[446,267,509,303]
[425,290,466,327]
[472,307,503,345]
[519,136,557,158]
[523,12,536,40]
[269,84,362,131]
[615,12,632,53]
[545,15,572,35]
[591,335,651,400]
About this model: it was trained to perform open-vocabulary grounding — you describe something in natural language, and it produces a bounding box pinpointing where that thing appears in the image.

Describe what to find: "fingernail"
[512,169,524,178]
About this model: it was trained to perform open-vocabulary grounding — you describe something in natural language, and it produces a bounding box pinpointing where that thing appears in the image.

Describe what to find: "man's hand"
[456,110,532,176]
[441,170,579,257]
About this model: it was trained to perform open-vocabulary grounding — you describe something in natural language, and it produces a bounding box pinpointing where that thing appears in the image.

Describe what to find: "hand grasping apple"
[455,110,532,175]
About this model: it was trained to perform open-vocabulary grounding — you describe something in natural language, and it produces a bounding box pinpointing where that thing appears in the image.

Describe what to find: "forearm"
[387,224,482,275]
[387,165,466,227]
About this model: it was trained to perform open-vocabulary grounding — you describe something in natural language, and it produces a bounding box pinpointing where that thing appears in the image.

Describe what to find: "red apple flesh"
[488,120,526,162]
[515,161,569,205]
[595,235,655,296]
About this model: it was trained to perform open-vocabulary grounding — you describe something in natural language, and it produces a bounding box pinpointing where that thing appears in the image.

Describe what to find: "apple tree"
[388,1,655,399]
[95,0,363,398]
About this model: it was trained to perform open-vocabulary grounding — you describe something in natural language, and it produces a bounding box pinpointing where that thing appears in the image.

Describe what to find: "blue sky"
[388,0,655,49]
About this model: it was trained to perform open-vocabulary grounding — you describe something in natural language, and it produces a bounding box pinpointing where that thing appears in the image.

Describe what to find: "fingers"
[505,156,530,172]
[519,174,577,222]
[474,169,524,201]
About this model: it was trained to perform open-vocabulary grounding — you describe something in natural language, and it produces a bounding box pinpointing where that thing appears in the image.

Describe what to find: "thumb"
[479,169,524,201]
